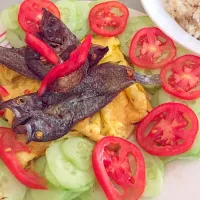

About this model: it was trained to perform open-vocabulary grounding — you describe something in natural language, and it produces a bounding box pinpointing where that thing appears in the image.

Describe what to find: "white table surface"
[0,0,145,12]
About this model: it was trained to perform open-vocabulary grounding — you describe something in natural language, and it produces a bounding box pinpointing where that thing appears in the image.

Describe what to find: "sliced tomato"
[0,128,47,189]
[92,136,146,200]
[89,1,129,36]
[136,103,199,156]
[18,0,60,33]
[160,55,200,100]
[129,27,176,69]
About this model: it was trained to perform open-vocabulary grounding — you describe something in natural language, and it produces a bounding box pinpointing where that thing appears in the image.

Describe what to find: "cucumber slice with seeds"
[61,137,94,171]
[46,141,95,189]
[0,159,27,200]
[55,0,77,31]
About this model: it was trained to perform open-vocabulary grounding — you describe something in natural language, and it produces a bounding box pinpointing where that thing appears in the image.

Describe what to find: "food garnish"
[0,86,9,97]
[160,55,200,100]
[89,1,129,36]
[93,136,146,200]
[38,34,92,96]
[136,102,199,156]
[18,0,60,33]
[25,33,59,65]
[0,128,47,189]
[129,27,176,69]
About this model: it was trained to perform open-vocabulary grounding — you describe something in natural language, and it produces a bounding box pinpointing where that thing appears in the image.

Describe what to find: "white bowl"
[141,0,200,55]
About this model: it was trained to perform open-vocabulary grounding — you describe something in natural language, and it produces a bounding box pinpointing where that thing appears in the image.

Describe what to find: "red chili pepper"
[0,110,5,117]
[38,34,92,96]
[0,128,47,189]
[24,89,31,95]
[0,86,9,97]
[25,33,59,65]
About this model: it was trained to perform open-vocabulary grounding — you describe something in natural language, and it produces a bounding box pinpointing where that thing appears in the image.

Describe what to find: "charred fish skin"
[88,45,109,68]
[0,63,134,142]
[0,47,40,80]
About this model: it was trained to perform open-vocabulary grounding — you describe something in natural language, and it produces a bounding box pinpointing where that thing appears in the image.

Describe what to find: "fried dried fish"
[0,47,40,80]
[0,63,134,142]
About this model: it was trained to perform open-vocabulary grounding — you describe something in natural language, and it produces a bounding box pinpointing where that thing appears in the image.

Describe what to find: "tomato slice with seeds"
[92,136,146,200]
[160,55,200,100]
[129,27,176,69]
[0,128,47,189]
[89,1,129,37]
[136,103,199,156]
[18,0,60,33]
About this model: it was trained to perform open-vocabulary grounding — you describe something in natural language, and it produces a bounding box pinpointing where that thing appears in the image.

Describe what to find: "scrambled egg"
[0,36,151,167]
[72,36,151,141]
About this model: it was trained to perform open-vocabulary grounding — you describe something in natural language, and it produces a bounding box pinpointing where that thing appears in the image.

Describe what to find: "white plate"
[0,1,200,200]
[141,0,200,55]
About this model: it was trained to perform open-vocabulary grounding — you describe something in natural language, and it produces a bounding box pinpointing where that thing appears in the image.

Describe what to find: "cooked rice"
[165,0,200,39]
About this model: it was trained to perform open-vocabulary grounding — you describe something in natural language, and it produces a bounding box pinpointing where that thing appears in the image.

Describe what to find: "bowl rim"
[141,0,200,55]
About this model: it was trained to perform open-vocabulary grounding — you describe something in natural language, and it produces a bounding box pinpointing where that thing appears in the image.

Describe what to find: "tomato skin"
[89,1,129,37]
[92,136,146,200]
[129,27,176,69]
[18,0,60,33]
[136,103,199,156]
[160,55,200,100]
[0,128,47,189]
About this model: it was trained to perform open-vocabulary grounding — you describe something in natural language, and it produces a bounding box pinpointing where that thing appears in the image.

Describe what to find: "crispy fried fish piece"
[0,62,134,142]
[0,47,40,80]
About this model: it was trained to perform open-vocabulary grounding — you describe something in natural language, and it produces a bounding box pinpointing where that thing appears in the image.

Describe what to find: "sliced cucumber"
[24,190,34,200]
[45,164,61,188]
[55,0,77,31]
[130,139,164,197]
[0,159,27,200]
[142,152,164,197]
[6,28,26,48]
[46,141,95,189]
[71,181,95,193]
[30,186,68,200]
[74,1,89,30]
[150,90,160,108]
[34,156,47,177]
[89,0,116,8]
[73,22,90,40]
[118,16,154,57]
[0,5,20,30]
[157,89,200,115]
[79,181,107,200]
[61,137,94,171]
[64,190,82,200]
[132,16,155,25]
